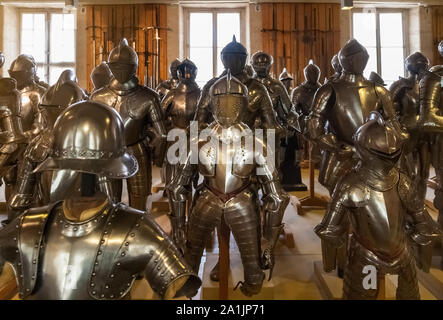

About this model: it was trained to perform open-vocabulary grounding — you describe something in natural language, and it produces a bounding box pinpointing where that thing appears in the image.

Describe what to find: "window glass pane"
[216,13,240,76]
[190,47,213,87]
[364,47,378,79]
[381,47,404,87]
[352,12,376,47]
[50,13,75,63]
[189,13,213,47]
[36,65,47,83]
[20,13,46,63]
[379,13,403,47]
[49,66,74,85]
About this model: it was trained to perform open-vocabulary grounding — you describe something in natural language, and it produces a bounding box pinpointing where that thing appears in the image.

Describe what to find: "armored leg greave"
[127,142,151,211]
[396,254,420,300]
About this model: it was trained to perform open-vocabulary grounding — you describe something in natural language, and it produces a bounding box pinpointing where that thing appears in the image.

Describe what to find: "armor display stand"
[218,216,230,299]
[296,142,328,215]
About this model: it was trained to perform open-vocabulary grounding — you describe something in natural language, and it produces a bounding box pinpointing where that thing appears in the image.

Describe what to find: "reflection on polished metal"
[418,41,443,246]
[161,58,200,186]
[369,71,385,86]
[156,58,181,100]
[390,52,430,206]
[91,62,112,92]
[0,78,27,205]
[244,64,254,78]
[168,72,289,297]
[8,54,46,140]
[307,39,404,195]
[90,38,167,211]
[279,67,293,93]
[194,36,281,135]
[315,111,440,299]
[0,100,202,300]
[0,52,5,69]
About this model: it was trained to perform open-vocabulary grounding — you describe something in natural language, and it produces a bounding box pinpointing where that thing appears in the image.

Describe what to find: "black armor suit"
[168,73,289,297]
[161,59,200,185]
[0,101,201,300]
[307,39,404,195]
[0,78,27,204]
[8,70,87,219]
[90,38,167,211]
[8,54,46,140]
[390,52,430,204]
[292,60,322,164]
[156,59,181,100]
[279,68,293,93]
[315,111,440,299]
[90,61,112,92]
[194,36,281,134]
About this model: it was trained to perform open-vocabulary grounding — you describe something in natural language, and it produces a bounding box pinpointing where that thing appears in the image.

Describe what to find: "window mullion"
[46,12,50,83]
[375,12,382,76]
[213,11,217,78]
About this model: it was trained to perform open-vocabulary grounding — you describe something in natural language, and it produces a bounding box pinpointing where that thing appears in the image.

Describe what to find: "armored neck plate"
[176,81,199,93]
[109,77,139,95]
[340,72,367,86]
[356,164,399,191]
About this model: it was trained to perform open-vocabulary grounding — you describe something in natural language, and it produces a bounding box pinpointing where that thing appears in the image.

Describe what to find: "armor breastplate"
[198,124,254,195]
[91,86,152,146]
[19,85,44,131]
[399,84,419,131]
[296,85,317,117]
[240,78,264,128]
[349,182,407,260]
[329,80,379,145]
[168,85,200,129]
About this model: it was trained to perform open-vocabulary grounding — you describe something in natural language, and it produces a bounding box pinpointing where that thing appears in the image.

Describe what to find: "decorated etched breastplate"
[330,81,379,145]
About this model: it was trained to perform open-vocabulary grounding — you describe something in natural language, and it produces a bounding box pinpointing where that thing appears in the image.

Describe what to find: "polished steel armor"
[279,67,294,93]
[90,61,112,92]
[0,100,201,299]
[168,73,289,297]
[315,111,440,299]
[0,52,5,69]
[156,58,181,100]
[161,59,200,186]
[8,54,46,140]
[90,38,167,211]
[390,52,430,205]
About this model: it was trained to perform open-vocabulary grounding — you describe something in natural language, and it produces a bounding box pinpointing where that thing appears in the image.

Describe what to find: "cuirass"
[399,83,419,131]
[168,86,200,129]
[19,85,44,131]
[91,86,152,146]
[295,85,317,117]
[329,81,379,145]
[240,78,265,128]
[349,186,406,260]
[198,126,254,194]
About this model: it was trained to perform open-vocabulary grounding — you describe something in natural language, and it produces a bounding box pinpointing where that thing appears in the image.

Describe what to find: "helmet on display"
[404,52,429,75]
[303,59,321,84]
[170,58,181,80]
[354,111,406,166]
[279,68,293,82]
[221,35,248,75]
[438,40,443,58]
[108,38,138,84]
[177,58,197,83]
[34,101,138,179]
[91,62,112,90]
[210,70,248,128]
[8,54,37,88]
[338,39,369,75]
[251,51,273,78]
[331,54,342,74]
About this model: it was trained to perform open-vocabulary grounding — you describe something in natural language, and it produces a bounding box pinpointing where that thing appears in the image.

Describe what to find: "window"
[20,11,75,85]
[352,10,406,86]
[186,9,244,87]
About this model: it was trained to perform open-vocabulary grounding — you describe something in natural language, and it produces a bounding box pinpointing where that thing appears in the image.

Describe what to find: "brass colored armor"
[168,73,289,297]
[390,52,430,205]
[315,112,440,299]
[90,62,112,92]
[156,58,180,100]
[8,54,46,140]
[90,38,167,211]
[307,39,404,194]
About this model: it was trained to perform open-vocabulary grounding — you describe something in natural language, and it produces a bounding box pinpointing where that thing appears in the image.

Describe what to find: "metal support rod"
[219,215,230,300]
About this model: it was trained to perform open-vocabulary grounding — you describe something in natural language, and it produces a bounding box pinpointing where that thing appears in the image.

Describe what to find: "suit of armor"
[307,39,404,195]
[324,54,342,84]
[291,60,322,164]
[168,73,289,296]
[90,61,112,92]
[194,37,282,134]
[156,59,180,100]
[315,112,440,299]
[161,59,200,185]
[0,78,27,204]
[0,51,5,69]
[8,71,86,220]
[0,101,201,300]
[390,52,430,204]
[8,54,46,140]
[279,68,293,93]
[90,39,167,211]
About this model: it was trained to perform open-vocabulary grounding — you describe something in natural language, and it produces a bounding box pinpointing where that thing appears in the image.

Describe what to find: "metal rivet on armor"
[15,224,19,229]
[13,237,16,241]
[59,220,63,223]
[64,224,69,228]
[127,283,130,287]
[100,240,105,244]
[98,251,102,255]
[110,294,114,298]
[18,262,21,266]
[91,283,95,287]
[26,288,30,292]
[101,294,105,298]
[34,244,38,248]
[92,291,96,295]
[95,261,99,265]
[154,259,158,263]
[130,233,135,237]
[125,242,129,246]
[121,252,126,257]
[94,219,98,223]
[38,231,42,235]
[149,250,154,255]
[105,285,109,289]
[119,292,123,295]
[15,250,19,253]
[116,262,121,266]
[135,224,140,228]
[107,222,111,226]
[20,275,23,278]
[31,276,35,280]
[104,231,108,235]
[73,227,78,231]
[157,266,161,270]
[32,259,36,264]
[110,274,115,278]
[170,276,174,280]
[92,272,96,276]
